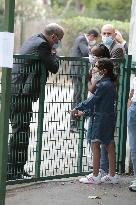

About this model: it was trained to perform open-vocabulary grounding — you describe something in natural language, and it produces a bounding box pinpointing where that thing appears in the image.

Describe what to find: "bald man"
[101,24,124,59]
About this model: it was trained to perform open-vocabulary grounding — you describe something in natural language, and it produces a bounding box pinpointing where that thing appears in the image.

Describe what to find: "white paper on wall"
[0,32,14,68]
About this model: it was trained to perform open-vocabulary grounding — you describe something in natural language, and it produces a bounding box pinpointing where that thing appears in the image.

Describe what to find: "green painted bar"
[115,60,125,171]
[77,60,89,173]
[0,1,15,204]
[118,55,132,173]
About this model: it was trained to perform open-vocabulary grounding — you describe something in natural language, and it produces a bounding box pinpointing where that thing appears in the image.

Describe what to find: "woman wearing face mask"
[88,44,110,92]
[70,58,118,184]
[87,44,111,176]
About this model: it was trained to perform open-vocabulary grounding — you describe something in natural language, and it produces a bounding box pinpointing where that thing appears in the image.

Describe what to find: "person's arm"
[75,83,107,111]
[112,47,124,59]
[88,79,97,93]
[38,42,59,74]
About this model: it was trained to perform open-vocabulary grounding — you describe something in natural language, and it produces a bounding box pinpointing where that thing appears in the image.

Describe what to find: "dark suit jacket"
[12,33,59,99]
[71,34,89,57]
[70,34,89,76]
[109,40,125,74]
[109,40,125,58]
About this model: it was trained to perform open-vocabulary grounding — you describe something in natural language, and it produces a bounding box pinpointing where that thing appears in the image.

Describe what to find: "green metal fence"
[0,54,133,186]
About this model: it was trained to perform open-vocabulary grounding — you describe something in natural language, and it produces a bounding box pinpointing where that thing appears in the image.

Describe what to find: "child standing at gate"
[70,58,118,184]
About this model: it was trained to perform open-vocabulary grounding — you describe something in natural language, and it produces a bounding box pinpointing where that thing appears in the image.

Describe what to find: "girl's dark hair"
[97,44,110,58]
[97,58,117,82]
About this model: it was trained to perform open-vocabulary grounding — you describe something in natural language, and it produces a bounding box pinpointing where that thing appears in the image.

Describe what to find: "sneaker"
[23,171,33,179]
[79,173,101,184]
[99,169,108,177]
[129,179,136,192]
[130,178,136,183]
[101,174,119,184]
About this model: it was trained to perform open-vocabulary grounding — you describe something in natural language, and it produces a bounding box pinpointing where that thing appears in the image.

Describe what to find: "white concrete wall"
[125,0,136,173]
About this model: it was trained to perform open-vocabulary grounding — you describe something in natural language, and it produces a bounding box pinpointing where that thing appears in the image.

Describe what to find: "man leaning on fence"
[7,23,64,180]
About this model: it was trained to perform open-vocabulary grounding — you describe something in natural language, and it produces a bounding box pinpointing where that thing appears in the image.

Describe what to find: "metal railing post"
[116,60,125,171]
[77,59,89,173]
[0,1,15,204]
[118,55,132,173]
[35,63,46,178]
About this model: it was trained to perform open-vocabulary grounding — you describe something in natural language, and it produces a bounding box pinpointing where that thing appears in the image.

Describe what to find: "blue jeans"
[87,117,109,173]
[128,102,136,176]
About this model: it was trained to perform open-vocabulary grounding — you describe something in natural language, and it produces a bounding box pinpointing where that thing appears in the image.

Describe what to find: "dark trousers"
[8,95,33,179]
[70,77,82,128]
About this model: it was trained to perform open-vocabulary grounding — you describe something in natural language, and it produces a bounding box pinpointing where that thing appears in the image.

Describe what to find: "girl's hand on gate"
[69,109,78,116]
[74,110,84,117]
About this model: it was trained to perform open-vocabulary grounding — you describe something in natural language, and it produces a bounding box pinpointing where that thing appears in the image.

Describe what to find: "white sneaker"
[79,173,101,184]
[101,174,119,184]
[129,179,136,192]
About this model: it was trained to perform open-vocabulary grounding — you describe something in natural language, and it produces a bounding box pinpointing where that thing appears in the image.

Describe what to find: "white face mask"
[52,40,61,49]
[89,40,96,46]
[92,72,103,81]
[89,55,98,65]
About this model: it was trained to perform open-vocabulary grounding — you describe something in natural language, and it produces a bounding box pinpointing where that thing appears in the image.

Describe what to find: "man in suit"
[70,29,99,132]
[101,24,125,59]
[8,23,64,180]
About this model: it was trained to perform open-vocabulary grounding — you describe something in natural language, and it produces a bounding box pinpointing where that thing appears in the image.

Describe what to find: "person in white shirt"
[128,76,136,191]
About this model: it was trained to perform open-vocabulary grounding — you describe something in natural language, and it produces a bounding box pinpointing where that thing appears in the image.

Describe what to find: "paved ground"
[6,175,136,205]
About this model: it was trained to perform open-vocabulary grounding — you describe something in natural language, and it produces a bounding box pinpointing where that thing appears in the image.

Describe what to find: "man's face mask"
[102,35,113,47]
[89,40,96,46]
[53,40,61,49]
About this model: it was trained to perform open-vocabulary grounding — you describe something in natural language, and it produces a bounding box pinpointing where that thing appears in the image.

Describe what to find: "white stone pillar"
[125,0,136,173]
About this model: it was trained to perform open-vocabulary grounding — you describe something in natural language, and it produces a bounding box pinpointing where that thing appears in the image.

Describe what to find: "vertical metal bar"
[35,63,46,178]
[118,55,132,173]
[115,61,125,171]
[0,1,15,204]
[77,59,89,173]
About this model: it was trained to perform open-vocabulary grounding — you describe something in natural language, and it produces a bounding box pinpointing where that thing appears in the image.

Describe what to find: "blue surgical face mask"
[53,40,61,49]
[102,36,113,47]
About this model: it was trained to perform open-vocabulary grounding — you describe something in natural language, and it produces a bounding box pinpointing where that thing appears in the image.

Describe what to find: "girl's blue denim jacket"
[75,78,116,117]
